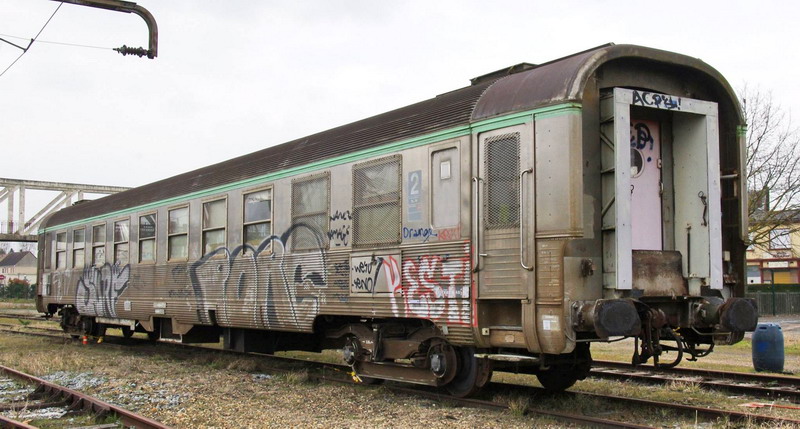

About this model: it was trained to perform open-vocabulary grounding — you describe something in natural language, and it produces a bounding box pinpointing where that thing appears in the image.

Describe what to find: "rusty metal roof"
[45,43,740,228]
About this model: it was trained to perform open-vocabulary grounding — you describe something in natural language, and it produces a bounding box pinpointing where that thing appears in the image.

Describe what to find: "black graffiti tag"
[631,90,681,110]
[631,122,654,150]
[350,257,385,293]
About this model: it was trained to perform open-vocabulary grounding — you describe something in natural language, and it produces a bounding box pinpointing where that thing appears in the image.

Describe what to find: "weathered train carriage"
[37,44,757,396]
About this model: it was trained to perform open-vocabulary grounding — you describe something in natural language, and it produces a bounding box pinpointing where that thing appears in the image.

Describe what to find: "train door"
[630,119,662,250]
[475,124,534,299]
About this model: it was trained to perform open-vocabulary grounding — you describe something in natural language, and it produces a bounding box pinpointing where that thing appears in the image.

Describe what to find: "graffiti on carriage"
[396,254,471,325]
[188,223,329,330]
[75,263,131,318]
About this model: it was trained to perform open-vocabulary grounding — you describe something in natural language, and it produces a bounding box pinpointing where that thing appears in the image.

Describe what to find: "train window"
[243,189,272,250]
[202,199,226,254]
[139,213,156,263]
[92,224,106,266]
[55,232,67,269]
[485,133,520,229]
[353,155,401,246]
[72,228,85,268]
[168,207,189,260]
[432,148,459,228]
[291,175,329,250]
[113,220,130,265]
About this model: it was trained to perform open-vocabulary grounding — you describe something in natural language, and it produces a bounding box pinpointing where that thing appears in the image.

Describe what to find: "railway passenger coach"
[37,44,758,396]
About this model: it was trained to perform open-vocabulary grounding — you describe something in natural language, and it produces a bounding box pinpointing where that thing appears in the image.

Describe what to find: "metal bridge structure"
[0,178,130,242]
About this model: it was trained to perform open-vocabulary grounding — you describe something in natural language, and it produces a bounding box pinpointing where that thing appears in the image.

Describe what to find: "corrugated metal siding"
[481,232,524,297]
[45,241,476,345]
[393,241,474,344]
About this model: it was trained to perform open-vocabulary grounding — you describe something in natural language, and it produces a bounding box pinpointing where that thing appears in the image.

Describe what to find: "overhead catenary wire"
[0,3,63,78]
[0,33,112,51]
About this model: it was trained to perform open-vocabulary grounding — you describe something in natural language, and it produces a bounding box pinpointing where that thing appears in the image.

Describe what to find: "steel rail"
[565,388,800,426]
[0,364,171,429]
[589,365,800,402]
[0,415,38,429]
[593,359,800,387]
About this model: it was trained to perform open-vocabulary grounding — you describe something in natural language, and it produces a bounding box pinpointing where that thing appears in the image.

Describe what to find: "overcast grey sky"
[1,0,799,230]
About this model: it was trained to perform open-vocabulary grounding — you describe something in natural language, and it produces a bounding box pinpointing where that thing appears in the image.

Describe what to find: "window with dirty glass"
[92,224,106,266]
[203,199,226,254]
[243,189,272,250]
[432,148,459,228]
[139,213,156,263]
[113,220,130,265]
[485,133,520,229]
[72,228,85,268]
[770,228,791,250]
[292,175,329,250]
[168,206,189,260]
[353,156,401,246]
[55,231,67,269]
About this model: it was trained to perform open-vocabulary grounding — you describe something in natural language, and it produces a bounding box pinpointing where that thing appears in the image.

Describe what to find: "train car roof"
[43,43,741,230]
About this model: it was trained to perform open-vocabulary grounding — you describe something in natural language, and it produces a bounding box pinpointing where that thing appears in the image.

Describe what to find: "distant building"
[746,210,800,284]
[0,251,37,286]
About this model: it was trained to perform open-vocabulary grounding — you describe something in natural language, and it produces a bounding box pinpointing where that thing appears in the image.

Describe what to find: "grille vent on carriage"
[484,132,521,229]
[291,173,330,251]
[352,155,402,247]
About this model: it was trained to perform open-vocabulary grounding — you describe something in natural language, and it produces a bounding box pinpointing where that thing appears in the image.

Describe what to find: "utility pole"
[50,0,158,59]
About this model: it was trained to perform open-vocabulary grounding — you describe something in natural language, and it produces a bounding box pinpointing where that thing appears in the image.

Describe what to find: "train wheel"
[536,343,591,391]
[536,366,581,391]
[121,326,134,338]
[445,347,492,398]
[92,323,107,338]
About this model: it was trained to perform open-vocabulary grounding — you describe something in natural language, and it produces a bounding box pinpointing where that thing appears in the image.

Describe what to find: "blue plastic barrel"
[752,323,784,372]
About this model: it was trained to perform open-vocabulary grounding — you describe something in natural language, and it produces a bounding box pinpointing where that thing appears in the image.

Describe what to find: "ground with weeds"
[1,299,799,428]
[0,333,545,428]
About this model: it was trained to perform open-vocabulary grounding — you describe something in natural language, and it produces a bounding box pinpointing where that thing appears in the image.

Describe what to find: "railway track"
[0,362,170,429]
[591,359,800,402]
[2,325,799,427]
[0,313,48,322]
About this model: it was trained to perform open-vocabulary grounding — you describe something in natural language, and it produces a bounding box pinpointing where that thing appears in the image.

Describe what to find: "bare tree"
[19,242,37,254]
[743,85,800,245]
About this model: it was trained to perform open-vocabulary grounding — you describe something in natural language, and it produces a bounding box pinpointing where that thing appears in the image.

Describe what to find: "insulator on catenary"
[113,45,152,58]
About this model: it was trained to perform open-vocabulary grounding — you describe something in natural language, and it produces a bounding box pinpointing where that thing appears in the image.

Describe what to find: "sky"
[1,0,799,243]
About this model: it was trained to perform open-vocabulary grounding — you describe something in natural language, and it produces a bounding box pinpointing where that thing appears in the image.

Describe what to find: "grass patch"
[505,395,530,416]
[279,369,310,385]
[0,299,35,308]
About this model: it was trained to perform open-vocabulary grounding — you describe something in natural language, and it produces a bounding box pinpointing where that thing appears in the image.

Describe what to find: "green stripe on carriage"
[736,125,747,137]
[42,102,583,233]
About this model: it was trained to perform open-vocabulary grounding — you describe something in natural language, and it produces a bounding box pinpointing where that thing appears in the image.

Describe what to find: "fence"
[746,292,800,315]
